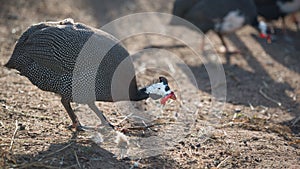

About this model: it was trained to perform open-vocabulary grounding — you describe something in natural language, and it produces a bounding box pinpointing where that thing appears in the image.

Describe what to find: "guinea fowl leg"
[281,17,294,42]
[217,33,228,53]
[217,33,230,63]
[217,33,240,57]
[281,17,287,34]
[87,102,115,129]
[61,98,83,131]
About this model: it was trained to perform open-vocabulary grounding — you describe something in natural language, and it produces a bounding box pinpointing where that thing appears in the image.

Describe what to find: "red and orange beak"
[160,91,177,105]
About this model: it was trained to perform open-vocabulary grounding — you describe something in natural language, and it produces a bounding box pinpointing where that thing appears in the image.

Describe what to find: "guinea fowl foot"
[67,123,85,131]
[67,122,115,132]
[102,122,115,130]
[75,125,85,131]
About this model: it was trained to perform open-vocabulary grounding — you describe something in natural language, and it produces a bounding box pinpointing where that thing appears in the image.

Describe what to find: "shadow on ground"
[177,30,299,133]
[3,132,180,168]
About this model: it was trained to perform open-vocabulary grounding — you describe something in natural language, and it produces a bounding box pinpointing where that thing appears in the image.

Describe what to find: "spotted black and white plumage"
[173,0,259,33]
[5,19,175,130]
[254,0,300,31]
[171,0,268,53]
[254,0,300,19]
[6,19,93,97]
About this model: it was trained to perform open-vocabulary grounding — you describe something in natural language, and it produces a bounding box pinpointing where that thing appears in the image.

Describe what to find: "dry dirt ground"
[0,0,300,168]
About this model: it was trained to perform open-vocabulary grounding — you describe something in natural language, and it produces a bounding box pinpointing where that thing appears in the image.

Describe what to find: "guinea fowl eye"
[165,86,170,91]
[158,88,161,90]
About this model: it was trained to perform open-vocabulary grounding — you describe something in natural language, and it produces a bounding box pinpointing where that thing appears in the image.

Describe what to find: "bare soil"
[0,0,299,168]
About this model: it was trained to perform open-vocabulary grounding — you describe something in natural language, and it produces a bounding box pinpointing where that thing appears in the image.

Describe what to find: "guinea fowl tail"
[4,60,14,69]
[5,22,48,69]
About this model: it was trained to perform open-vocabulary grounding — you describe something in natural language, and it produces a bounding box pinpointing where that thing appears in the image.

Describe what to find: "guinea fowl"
[254,0,300,32]
[172,0,271,54]
[5,18,176,131]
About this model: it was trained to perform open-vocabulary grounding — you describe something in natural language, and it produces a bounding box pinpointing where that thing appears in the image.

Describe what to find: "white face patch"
[215,10,245,33]
[277,0,300,13]
[145,82,171,97]
[258,21,267,35]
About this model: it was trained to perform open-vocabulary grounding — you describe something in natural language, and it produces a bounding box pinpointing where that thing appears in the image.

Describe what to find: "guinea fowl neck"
[130,87,149,101]
[252,18,262,31]
[251,18,259,27]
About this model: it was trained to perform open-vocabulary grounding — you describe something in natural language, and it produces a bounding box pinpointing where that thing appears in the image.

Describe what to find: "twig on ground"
[130,115,149,121]
[262,81,269,88]
[248,102,254,110]
[259,87,281,107]
[9,120,18,152]
[39,142,74,161]
[266,112,272,120]
[217,156,230,168]
[217,121,247,129]
[126,121,177,131]
[59,156,64,169]
[142,120,151,131]
[292,116,300,126]
[117,113,133,125]
[129,158,141,169]
[126,124,156,131]
[227,71,240,82]
[74,150,81,169]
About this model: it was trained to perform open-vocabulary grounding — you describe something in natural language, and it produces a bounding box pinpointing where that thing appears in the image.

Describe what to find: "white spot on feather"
[215,10,245,33]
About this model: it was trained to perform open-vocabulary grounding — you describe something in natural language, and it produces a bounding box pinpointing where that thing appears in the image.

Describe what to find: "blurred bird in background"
[254,0,300,33]
[171,0,272,54]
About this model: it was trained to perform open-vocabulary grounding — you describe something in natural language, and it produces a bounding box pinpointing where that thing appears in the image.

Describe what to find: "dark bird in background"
[171,0,271,54]
[254,0,300,33]
[5,19,176,131]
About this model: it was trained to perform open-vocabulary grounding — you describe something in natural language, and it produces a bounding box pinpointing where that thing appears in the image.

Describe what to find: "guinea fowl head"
[143,77,177,105]
[257,20,273,43]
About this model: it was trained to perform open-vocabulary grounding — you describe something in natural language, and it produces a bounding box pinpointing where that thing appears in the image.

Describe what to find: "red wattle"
[259,33,266,38]
[160,92,176,105]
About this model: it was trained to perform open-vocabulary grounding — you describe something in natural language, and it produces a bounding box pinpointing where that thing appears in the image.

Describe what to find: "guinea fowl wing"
[17,24,93,74]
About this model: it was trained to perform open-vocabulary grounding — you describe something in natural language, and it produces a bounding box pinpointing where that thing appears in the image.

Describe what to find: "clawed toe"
[107,122,115,129]
[98,122,115,130]
[67,120,116,132]
[67,122,85,131]
[75,125,86,131]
